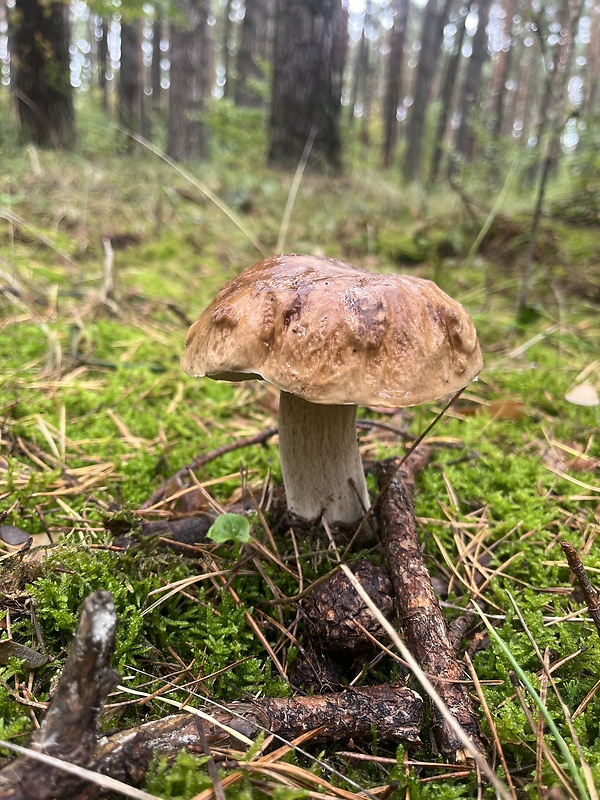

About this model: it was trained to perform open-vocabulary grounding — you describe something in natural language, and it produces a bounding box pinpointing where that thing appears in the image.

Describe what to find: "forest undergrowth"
[1,109,600,799]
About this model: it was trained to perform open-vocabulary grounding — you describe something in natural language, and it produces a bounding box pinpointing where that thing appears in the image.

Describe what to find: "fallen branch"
[89,684,423,790]
[375,452,486,762]
[0,591,120,800]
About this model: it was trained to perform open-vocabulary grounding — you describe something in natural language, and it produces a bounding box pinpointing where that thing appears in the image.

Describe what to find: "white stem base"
[278,391,369,525]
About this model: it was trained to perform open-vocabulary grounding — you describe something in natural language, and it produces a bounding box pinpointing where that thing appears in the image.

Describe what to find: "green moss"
[144,752,213,799]
[376,224,430,264]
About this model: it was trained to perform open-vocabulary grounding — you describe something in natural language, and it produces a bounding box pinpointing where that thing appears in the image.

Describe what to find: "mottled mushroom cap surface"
[181,254,483,406]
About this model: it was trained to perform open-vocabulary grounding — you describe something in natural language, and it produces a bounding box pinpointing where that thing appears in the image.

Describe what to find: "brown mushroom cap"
[181,254,483,406]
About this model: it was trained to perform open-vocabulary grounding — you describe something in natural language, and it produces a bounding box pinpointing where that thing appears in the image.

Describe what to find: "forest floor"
[1,105,600,800]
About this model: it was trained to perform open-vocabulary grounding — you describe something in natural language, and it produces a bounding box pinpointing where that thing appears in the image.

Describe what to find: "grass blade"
[472,601,591,800]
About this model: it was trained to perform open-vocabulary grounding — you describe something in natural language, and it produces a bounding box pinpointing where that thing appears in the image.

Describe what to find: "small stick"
[560,541,600,638]
[375,453,487,762]
[140,427,278,509]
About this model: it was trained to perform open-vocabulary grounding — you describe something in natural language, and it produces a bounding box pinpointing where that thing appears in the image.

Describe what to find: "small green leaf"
[207,513,251,544]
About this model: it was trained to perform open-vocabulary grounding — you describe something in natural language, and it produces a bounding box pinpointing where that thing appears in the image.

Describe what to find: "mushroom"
[181,254,482,525]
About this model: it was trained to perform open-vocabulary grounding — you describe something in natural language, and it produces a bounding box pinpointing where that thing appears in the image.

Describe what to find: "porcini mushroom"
[181,254,482,525]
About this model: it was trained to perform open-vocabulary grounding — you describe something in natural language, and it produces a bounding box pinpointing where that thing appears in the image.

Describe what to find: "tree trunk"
[0,3,9,87]
[332,0,348,121]
[151,13,164,113]
[524,0,584,183]
[349,9,369,125]
[382,0,410,167]
[583,3,600,116]
[428,1,471,183]
[268,0,345,172]
[96,16,109,114]
[512,39,534,143]
[508,43,537,190]
[220,0,235,98]
[402,0,452,181]
[166,0,210,161]
[545,0,584,173]
[235,0,273,107]
[488,0,517,138]
[119,20,143,136]
[452,0,493,166]
[11,0,76,149]
[354,1,377,149]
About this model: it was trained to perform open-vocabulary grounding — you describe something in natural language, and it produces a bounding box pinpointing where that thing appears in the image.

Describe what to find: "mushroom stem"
[278,391,369,525]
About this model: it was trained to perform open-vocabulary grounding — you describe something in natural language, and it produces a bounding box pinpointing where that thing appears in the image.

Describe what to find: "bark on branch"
[0,591,120,800]
[561,540,600,638]
[90,685,423,790]
[375,451,486,762]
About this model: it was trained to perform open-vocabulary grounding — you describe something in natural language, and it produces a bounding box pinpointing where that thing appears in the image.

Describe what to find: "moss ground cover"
[1,109,599,798]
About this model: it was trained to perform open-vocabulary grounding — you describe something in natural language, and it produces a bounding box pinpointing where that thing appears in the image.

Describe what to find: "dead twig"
[560,540,600,638]
[195,717,226,800]
[375,452,487,762]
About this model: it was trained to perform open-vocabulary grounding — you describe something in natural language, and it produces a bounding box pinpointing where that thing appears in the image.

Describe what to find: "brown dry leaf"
[452,404,479,416]
[541,440,598,473]
[566,455,598,473]
[488,400,526,420]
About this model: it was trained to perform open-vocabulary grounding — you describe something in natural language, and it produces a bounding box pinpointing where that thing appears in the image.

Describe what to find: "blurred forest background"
[5,0,599,191]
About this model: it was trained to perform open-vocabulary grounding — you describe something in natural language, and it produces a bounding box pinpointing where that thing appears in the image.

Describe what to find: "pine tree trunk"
[382,0,410,167]
[545,0,584,173]
[524,0,583,182]
[349,11,369,125]
[220,0,234,98]
[0,4,8,86]
[11,0,76,149]
[268,0,345,172]
[488,0,517,138]
[402,0,452,181]
[516,45,542,145]
[583,3,600,115]
[511,39,533,143]
[352,0,380,146]
[332,0,348,119]
[235,0,273,107]
[97,16,109,114]
[428,1,471,183]
[166,0,210,161]
[119,21,143,135]
[452,0,492,165]
[151,14,164,113]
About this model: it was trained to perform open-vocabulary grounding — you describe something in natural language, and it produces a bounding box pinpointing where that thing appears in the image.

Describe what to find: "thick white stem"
[278,391,369,525]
